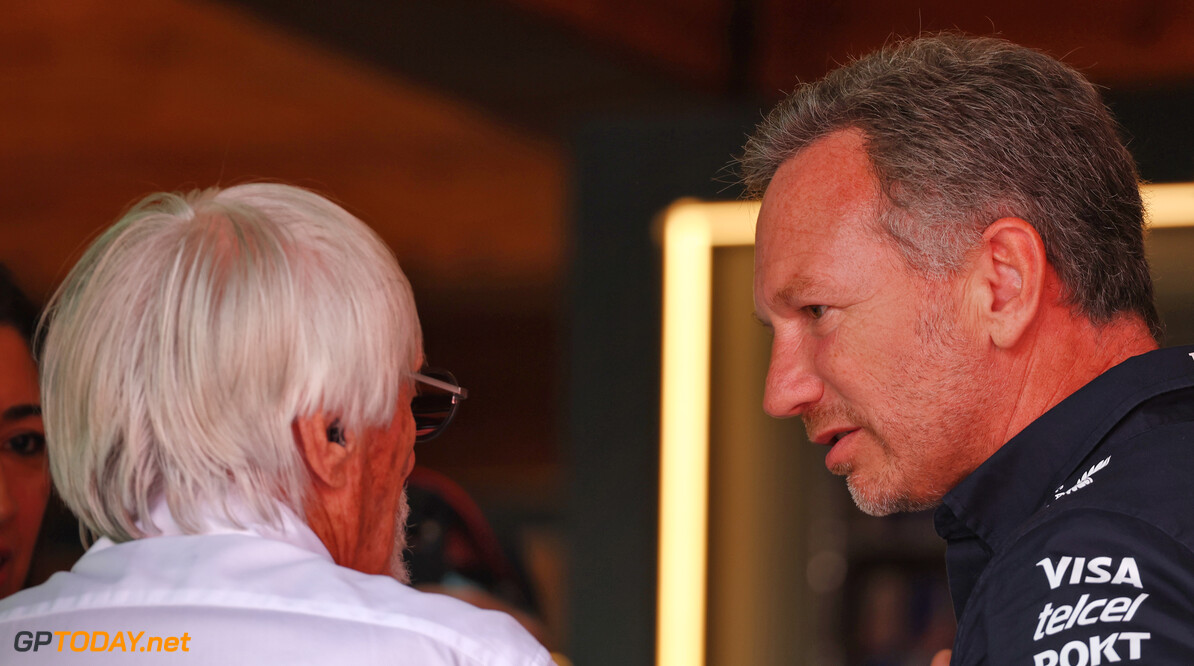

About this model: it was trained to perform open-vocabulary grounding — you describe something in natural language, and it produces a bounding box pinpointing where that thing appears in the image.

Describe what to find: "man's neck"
[995,310,1158,447]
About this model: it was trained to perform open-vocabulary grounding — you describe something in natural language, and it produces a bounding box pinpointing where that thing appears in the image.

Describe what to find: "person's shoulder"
[955,507,1194,664]
[235,549,552,665]
[379,586,552,665]
[0,575,63,620]
[0,563,94,623]
[1,534,551,666]
[341,571,546,651]
[1066,416,1194,507]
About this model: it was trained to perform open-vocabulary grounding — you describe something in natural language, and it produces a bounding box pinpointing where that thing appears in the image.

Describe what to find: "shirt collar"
[937,345,1194,552]
[89,497,334,563]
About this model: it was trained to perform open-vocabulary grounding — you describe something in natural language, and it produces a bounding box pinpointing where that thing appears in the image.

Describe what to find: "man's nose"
[763,334,823,418]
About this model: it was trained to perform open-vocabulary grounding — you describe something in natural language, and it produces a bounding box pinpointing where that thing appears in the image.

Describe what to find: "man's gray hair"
[742,33,1160,338]
[40,183,423,542]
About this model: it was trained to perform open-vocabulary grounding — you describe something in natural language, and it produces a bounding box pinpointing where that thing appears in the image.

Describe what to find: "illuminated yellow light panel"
[656,184,1194,666]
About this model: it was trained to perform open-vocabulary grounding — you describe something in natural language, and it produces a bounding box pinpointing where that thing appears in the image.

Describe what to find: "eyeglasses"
[411,368,468,442]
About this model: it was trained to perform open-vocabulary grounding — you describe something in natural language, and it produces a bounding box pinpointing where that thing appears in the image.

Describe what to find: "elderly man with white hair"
[0,184,552,665]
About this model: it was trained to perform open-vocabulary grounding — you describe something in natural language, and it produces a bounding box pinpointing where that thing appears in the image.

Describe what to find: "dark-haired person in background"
[746,35,1194,663]
[0,265,48,600]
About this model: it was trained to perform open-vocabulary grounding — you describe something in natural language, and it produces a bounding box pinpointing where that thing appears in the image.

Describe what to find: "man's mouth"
[813,427,859,446]
[820,428,862,474]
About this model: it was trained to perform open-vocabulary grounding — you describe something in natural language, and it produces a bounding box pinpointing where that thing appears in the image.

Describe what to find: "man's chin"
[845,475,941,517]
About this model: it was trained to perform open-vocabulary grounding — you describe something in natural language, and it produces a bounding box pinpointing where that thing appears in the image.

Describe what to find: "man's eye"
[6,432,46,457]
[804,305,827,319]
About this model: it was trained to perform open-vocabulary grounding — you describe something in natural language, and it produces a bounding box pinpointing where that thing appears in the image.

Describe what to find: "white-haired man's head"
[40,183,423,562]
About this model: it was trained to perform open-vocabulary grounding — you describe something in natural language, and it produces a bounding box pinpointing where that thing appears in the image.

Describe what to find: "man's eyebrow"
[2,404,41,422]
[773,275,830,308]
[755,275,828,325]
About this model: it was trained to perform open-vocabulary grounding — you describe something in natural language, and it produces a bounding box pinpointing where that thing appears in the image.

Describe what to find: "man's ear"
[294,411,353,488]
[968,217,1047,349]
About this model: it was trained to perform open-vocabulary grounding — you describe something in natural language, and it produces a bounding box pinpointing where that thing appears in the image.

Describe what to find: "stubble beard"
[841,451,944,517]
[811,292,990,517]
[806,403,942,517]
[388,490,412,584]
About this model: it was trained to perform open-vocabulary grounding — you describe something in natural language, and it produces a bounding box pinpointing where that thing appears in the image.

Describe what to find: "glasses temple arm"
[411,372,469,399]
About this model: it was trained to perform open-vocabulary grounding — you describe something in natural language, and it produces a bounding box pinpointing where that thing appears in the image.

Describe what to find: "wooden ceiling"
[0,0,563,304]
[225,0,1194,136]
[8,0,1194,301]
[509,0,1194,91]
[4,0,1194,499]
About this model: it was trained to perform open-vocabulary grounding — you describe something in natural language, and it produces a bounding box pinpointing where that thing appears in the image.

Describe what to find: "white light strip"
[657,205,711,666]
[656,200,755,666]
[1144,183,1194,228]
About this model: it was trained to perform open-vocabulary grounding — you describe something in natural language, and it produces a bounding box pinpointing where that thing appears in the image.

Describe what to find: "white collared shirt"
[0,502,552,665]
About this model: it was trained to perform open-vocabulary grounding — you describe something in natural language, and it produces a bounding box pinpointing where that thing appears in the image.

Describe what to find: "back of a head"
[742,33,1159,338]
[40,183,423,542]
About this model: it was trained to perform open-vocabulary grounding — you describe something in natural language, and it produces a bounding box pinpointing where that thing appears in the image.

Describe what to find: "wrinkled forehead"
[755,133,886,256]
[753,134,910,320]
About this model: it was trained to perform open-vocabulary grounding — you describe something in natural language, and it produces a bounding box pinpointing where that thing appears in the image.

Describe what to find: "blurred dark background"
[7,2,1194,664]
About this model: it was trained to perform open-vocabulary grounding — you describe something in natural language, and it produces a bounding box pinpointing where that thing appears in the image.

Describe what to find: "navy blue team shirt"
[935,345,1194,664]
